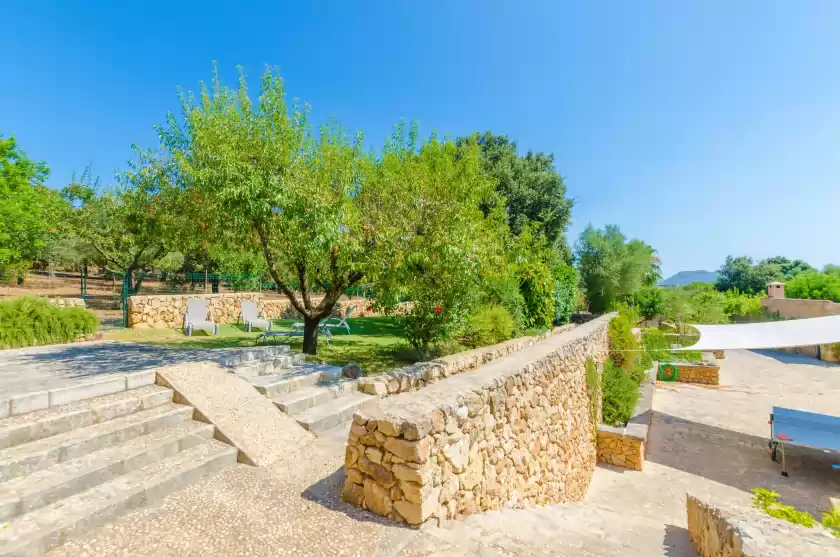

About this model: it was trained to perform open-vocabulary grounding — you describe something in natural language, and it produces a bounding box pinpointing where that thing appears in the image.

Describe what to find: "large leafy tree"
[575,225,661,313]
[372,127,507,351]
[714,256,784,295]
[61,157,178,294]
[762,256,813,280]
[159,68,392,353]
[457,132,573,258]
[0,135,63,276]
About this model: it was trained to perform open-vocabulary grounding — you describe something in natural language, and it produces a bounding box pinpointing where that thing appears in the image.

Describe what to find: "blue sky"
[3,1,840,278]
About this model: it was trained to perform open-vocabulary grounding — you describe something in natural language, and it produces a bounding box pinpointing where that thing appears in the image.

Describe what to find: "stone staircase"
[0,378,237,557]
[227,345,378,434]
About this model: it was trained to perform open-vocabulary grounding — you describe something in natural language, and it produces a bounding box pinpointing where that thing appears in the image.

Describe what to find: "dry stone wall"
[687,494,840,557]
[357,324,577,397]
[128,293,405,329]
[673,362,719,385]
[342,316,611,527]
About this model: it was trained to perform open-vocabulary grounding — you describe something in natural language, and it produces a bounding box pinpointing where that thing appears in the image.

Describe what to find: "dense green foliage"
[0,136,62,277]
[634,286,665,322]
[607,311,640,372]
[602,360,641,426]
[61,162,179,294]
[785,270,840,302]
[638,328,702,367]
[458,132,573,258]
[552,261,578,325]
[715,255,812,295]
[464,305,515,348]
[519,261,556,330]
[0,297,98,349]
[660,283,763,325]
[576,225,661,313]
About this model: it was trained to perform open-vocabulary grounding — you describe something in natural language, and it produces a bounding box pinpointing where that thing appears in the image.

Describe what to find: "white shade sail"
[679,315,840,351]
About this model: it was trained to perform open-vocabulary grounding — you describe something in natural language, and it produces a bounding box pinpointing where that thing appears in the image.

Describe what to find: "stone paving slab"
[0,341,286,397]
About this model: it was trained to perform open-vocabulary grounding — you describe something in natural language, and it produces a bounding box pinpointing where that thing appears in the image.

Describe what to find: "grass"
[103,317,419,374]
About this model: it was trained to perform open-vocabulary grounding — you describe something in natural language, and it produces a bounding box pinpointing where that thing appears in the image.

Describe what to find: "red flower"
[366,306,372,312]
[434,305,442,313]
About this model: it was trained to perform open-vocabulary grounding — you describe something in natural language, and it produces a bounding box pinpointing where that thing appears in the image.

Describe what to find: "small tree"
[0,135,63,277]
[61,158,177,294]
[159,67,393,354]
[575,225,661,313]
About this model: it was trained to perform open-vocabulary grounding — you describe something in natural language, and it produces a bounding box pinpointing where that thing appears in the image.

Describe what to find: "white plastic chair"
[240,300,272,332]
[323,305,354,334]
[184,299,218,336]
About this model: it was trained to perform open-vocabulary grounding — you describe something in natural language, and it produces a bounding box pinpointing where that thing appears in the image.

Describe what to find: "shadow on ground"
[663,524,697,557]
[648,411,840,514]
[749,349,840,367]
[300,466,411,529]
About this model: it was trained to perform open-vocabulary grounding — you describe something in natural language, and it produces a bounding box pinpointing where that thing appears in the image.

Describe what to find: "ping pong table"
[769,406,840,477]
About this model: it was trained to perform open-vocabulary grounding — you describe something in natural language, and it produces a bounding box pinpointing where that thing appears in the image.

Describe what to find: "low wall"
[127,293,402,329]
[341,316,611,527]
[357,324,577,397]
[686,494,839,556]
[48,297,86,308]
[672,362,720,385]
[761,297,840,319]
[596,370,654,471]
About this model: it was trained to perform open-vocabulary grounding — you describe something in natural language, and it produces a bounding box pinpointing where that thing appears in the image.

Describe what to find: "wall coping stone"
[369,315,614,433]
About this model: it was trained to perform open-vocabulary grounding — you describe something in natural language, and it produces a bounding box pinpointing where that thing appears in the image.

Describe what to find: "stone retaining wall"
[341,315,611,527]
[672,362,719,385]
[357,324,577,397]
[596,369,654,471]
[48,297,86,308]
[127,293,405,329]
[686,494,839,556]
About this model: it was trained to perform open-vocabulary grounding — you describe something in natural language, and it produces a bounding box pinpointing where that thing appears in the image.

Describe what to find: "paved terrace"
[38,349,840,556]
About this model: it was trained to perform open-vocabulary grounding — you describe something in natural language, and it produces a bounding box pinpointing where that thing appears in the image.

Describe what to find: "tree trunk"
[302,316,320,355]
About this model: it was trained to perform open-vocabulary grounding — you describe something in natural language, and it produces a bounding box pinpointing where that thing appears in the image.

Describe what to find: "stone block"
[10,391,49,416]
[48,376,127,407]
[364,478,394,516]
[394,485,440,525]
[384,436,430,464]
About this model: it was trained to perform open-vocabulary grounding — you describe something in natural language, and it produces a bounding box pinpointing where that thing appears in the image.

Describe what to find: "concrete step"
[0,440,237,557]
[0,421,215,522]
[217,345,290,368]
[293,392,378,434]
[249,370,323,397]
[0,403,193,483]
[271,380,359,415]
[0,385,174,451]
[231,354,308,378]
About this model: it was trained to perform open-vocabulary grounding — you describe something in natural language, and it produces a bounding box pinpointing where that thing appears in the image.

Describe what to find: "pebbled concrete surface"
[46,350,840,556]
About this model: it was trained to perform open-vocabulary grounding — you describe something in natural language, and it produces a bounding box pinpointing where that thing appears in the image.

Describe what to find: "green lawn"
[103,317,418,374]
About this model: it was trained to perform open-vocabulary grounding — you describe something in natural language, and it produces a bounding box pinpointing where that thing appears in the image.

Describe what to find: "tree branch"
[296,262,312,310]
[255,221,309,316]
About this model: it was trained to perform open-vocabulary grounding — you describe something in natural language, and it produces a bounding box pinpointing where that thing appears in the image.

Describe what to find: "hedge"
[0,297,99,349]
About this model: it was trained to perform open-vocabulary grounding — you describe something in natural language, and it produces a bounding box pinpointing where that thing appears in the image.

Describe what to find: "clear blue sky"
[3,1,840,278]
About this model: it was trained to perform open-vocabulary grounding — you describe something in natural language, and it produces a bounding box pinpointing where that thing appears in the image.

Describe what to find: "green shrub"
[722,289,764,320]
[608,312,639,372]
[464,305,515,348]
[822,506,840,538]
[552,262,578,326]
[751,488,818,528]
[602,360,640,426]
[485,276,527,334]
[520,262,556,330]
[0,297,99,349]
[786,271,840,302]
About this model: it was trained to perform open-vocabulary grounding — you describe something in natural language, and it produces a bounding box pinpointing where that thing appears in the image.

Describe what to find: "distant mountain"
[659,270,718,287]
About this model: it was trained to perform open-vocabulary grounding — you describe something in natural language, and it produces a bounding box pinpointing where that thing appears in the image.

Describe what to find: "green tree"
[575,225,661,313]
[634,285,665,322]
[371,127,506,352]
[457,132,573,258]
[785,271,840,302]
[159,68,376,353]
[715,255,783,295]
[0,135,63,277]
[61,158,177,294]
[762,256,813,280]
